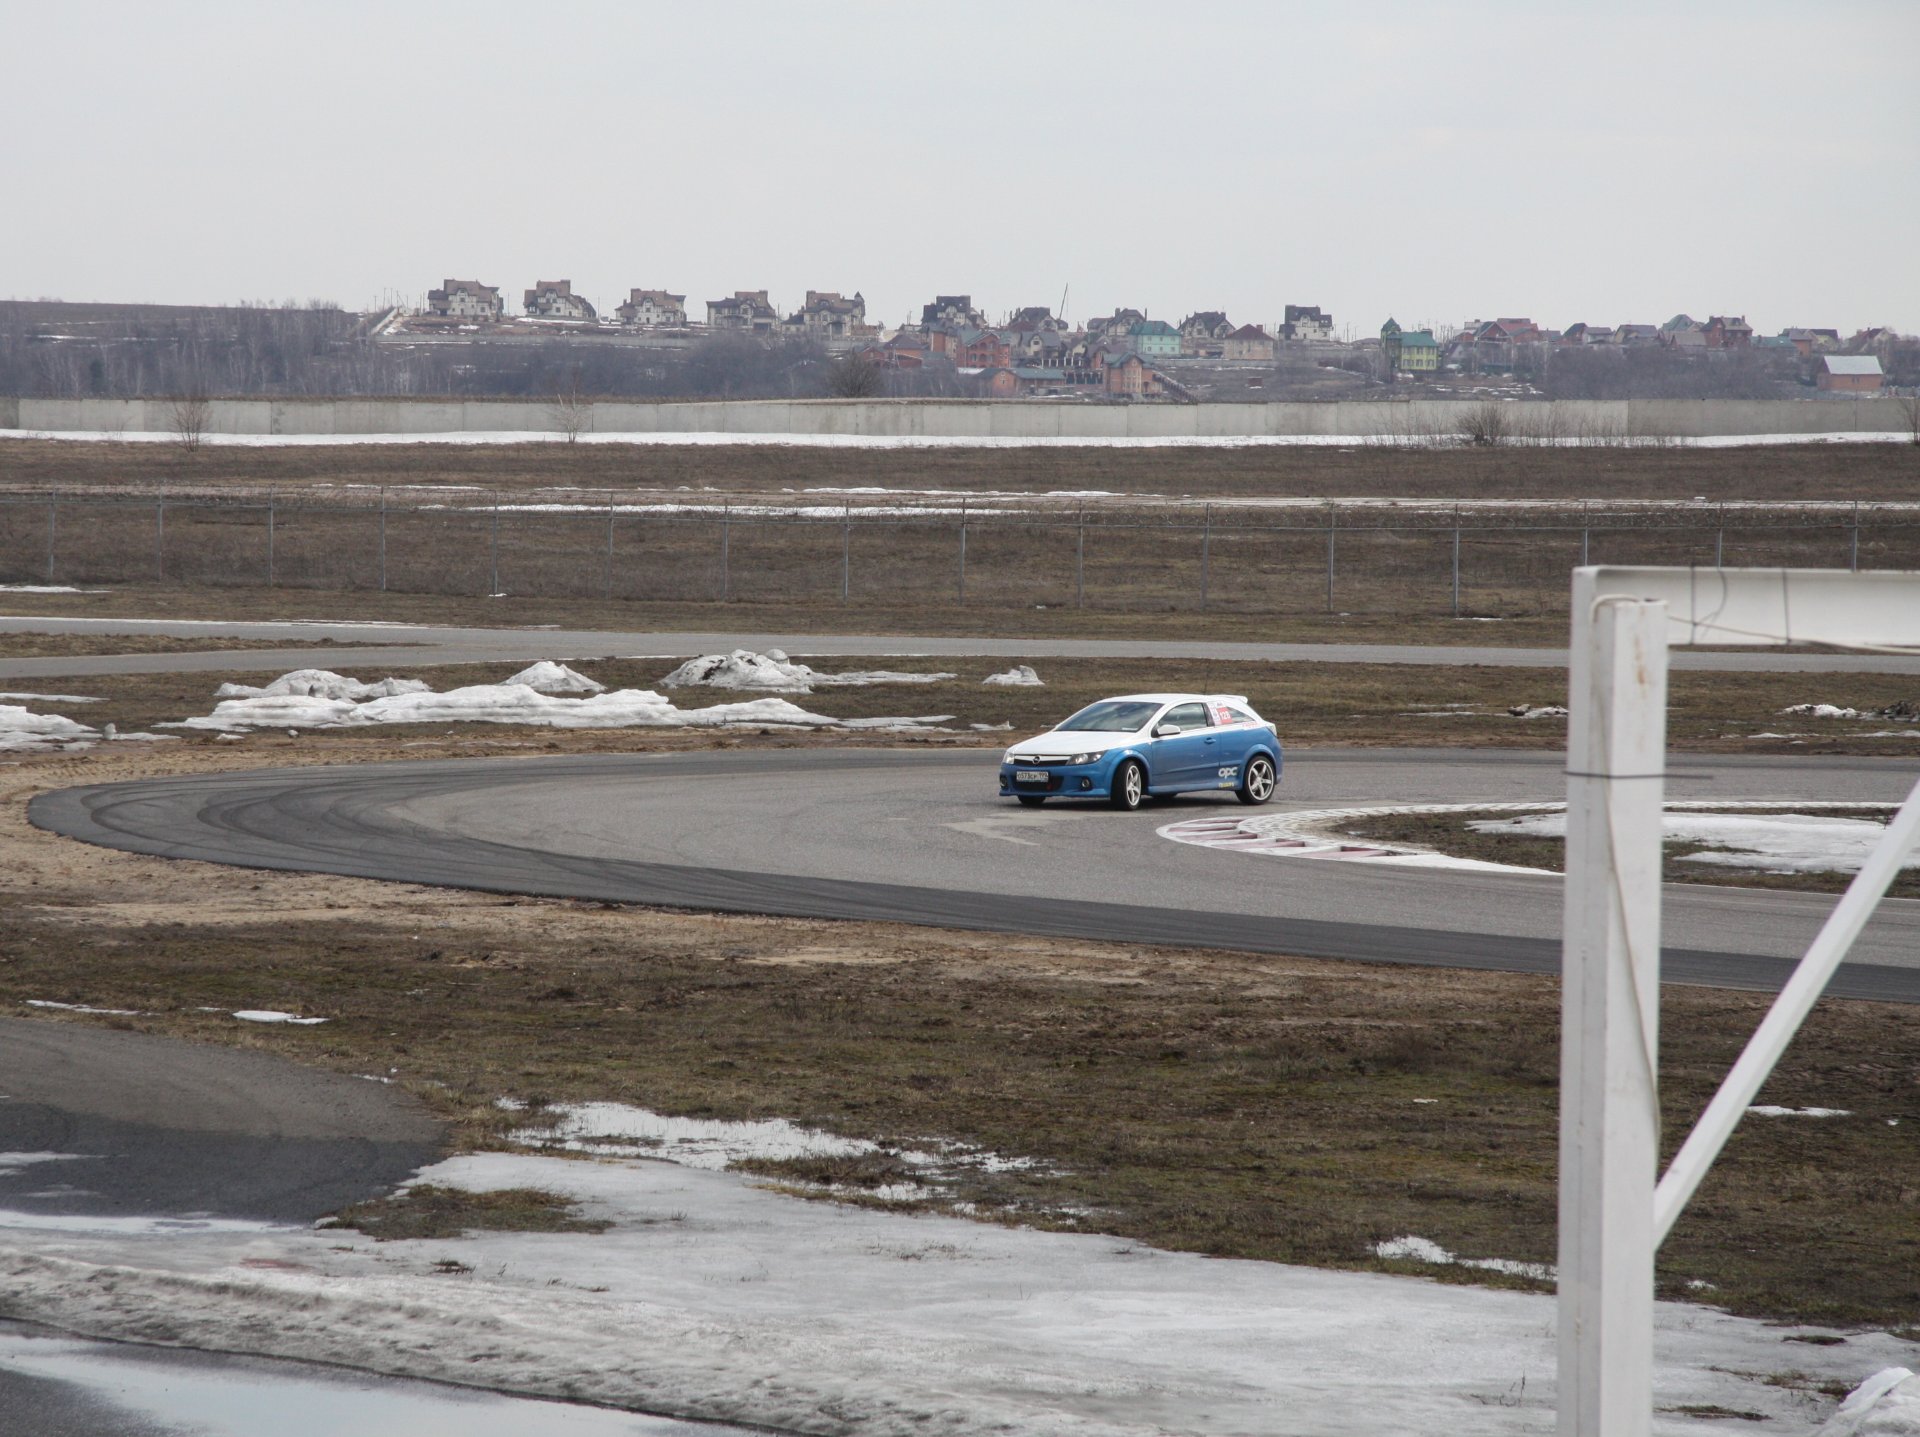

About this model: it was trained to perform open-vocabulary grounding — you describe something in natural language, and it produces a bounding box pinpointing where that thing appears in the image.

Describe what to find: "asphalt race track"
[30,747,1920,1003]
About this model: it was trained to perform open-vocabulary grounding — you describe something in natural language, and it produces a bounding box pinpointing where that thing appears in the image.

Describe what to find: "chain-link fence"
[1,488,1912,617]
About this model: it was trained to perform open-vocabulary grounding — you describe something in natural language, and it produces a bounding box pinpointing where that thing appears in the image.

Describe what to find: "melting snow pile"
[1782,700,1920,722]
[981,665,1044,687]
[172,667,948,733]
[1374,1235,1554,1282]
[0,705,99,752]
[505,1100,1044,1201]
[1815,1369,1920,1437]
[503,661,604,694]
[213,669,430,702]
[1471,810,1916,876]
[1507,704,1568,720]
[659,649,954,693]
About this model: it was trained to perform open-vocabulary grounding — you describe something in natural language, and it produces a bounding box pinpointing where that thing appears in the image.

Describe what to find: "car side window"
[1226,706,1258,725]
[1161,702,1209,732]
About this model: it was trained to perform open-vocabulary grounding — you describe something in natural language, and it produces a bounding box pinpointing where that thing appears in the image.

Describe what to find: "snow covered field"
[4,1135,1913,1435]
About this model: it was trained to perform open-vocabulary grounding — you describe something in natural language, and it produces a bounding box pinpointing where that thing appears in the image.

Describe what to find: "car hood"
[1005,731,1142,760]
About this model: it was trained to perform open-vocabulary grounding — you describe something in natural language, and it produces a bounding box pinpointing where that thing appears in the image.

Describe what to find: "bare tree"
[1458,400,1512,446]
[167,389,211,452]
[547,367,590,442]
[823,353,886,399]
[1896,390,1920,447]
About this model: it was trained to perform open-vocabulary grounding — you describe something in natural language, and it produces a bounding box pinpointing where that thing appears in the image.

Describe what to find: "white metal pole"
[1558,584,1669,1437]
[1653,774,1920,1244]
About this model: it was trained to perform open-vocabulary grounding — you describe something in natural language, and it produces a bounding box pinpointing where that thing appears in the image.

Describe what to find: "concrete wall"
[8,395,1908,440]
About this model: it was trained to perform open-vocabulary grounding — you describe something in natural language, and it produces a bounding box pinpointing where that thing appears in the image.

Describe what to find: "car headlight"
[1066,750,1108,766]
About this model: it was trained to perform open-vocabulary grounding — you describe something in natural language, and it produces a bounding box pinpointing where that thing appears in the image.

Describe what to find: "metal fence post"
[1200,504,1211,612]
[1714,528,1723,568]
[156,486,165,582]
[841,501,851,602]
[378,487,388,592]
[1582,526,1591,567]
[1851,501,1861,572]
[46,489,56,582]
[720,499,730,601]
[1075,510,1085,608]
[958,498,968,603]
[267,491,276,586]
[1325,502,1336,613]
[489,491,500,597]
[1451,525,1462,618]
[605,490,616,600]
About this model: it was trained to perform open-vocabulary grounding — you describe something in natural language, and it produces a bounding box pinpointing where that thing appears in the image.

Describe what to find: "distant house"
[1007,305,1066,333]
[1396,328,1439,373]
[1561,322,1614,345]
[1816,355,1884,392]
[1281,305,1333,342]
[1125,319,1182,358]
[921,294,986,330]
[708,290,779,333]
[1660,314,1706,349]
[1098,350,1164,399]
[1090,308,1146,339]
[615,289,687,327]
[1221,323,1274,362]
[1614,323,1661,346]
[787,290,867,339]
[523,280,596,321]
[425,279,502,321]
[1474,317,1542,345]
[1783,327,1842,358]
[955,328,1015,370]
[1701,315,1753,350]
[1179,311,1234,356]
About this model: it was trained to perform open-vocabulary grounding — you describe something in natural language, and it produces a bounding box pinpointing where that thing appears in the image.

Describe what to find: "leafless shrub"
[547,368,590,443]
[166,391,211,452]
[1458,401,1512,447]
[1896,391,1920,447]
[823,354,886,399]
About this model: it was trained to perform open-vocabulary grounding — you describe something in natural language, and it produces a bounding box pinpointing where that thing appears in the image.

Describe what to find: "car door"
[1149,701,1215,789]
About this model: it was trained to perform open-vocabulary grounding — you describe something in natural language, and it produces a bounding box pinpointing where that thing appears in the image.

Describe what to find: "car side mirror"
[1153,722,1179,737]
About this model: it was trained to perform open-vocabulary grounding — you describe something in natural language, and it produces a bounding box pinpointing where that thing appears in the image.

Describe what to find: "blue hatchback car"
[998,692,1283,810]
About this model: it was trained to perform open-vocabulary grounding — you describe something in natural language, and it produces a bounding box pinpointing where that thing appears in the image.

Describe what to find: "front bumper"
[998,752,1122,799]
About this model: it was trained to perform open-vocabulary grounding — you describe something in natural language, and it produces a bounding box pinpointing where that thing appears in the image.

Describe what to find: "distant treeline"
[0,302,966,402]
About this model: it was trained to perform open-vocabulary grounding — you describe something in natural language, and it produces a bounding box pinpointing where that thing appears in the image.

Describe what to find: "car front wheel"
[1109,759,1147,811]
[1236,754,1277,806]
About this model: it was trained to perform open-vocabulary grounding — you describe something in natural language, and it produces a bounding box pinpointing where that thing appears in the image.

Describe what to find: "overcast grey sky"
[5,1,1916,335]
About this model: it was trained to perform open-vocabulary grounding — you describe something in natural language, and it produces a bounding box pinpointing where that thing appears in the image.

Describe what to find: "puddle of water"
[0,1324,751,1436]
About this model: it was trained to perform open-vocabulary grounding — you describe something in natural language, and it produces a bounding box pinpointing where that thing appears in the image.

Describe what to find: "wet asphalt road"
[29,746,1920,1000]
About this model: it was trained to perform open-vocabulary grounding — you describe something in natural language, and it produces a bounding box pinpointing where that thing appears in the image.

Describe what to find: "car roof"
[1092,692,1255,707]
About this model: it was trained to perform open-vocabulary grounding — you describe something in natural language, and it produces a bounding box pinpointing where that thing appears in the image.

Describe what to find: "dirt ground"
[4,735,1918,1327]
[4,435,1917,502]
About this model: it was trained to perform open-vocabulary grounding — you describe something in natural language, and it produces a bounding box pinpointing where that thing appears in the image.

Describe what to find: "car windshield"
[1055,700,1163,733]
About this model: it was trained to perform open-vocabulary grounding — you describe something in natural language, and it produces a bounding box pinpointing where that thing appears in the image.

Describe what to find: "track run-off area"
[30,746,1920,1003]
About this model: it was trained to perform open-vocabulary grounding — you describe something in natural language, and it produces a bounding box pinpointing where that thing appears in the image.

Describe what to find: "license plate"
[1015,769,1049,783]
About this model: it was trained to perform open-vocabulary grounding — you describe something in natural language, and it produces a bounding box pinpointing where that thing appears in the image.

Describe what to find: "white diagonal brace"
[1653,774,1920,1245]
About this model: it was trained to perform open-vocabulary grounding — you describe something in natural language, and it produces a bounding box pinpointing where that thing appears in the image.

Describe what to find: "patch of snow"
[658,649,953,694]
[0,691,103,704]
[503,661,604,695]
[231,1010,328,1026]
[1468,810,1916,877]
[1815,1368,1920,1436]
[1748,1106,1853,1119]
[212,669,432,702]
[970,722,1013,732]
[1784,703,1862,719]
[24,999,141,1016]
[0,704,98,751]
[1373,1235,1555,1282]
[2,1149,1906,1435]
[0,1152,92,1174]
[0,584,104,593]
[981,665,1044,687]
[1507,704,1568,719]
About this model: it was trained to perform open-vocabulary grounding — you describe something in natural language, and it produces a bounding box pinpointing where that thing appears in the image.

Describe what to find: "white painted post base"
[1558,591,1669,1437]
